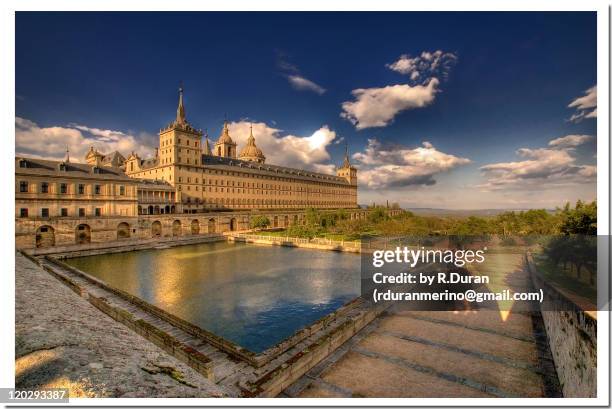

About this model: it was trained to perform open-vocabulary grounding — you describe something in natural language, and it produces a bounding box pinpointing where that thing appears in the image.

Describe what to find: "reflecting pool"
[65,241,360,353]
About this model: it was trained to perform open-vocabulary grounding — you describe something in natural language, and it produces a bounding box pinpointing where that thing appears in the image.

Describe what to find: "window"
[119,185,125,196]
[78,184,85,194]
[19,181,28,193]
[78,208,85,217]
[19,208,28,218]
[61,208,68,217]
[95,208,101,216]
[41,208,49,218]
[60,183,67,194]
[41,182,49,193]
[94,185,101,195]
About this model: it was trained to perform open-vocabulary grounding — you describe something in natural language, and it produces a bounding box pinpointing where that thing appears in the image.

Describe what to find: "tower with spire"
[336,142,357,186]
[214,119,237,159]
[156,85,203,167]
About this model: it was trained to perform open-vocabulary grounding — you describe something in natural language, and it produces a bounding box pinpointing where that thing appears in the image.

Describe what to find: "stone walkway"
[15,252,229,398]
[284,253,562,398]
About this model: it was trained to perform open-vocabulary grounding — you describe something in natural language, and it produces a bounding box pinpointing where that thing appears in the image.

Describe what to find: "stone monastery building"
[15,88,360,248]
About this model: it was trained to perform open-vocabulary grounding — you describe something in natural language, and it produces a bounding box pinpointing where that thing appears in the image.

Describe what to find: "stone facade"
[15,87,364,250]
[15,209,375,250]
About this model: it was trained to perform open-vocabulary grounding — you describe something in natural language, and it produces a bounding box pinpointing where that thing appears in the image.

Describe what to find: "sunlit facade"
[124,88,358,213]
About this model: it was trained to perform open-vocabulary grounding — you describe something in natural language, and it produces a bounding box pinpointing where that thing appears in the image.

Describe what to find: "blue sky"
[15,12,597,209]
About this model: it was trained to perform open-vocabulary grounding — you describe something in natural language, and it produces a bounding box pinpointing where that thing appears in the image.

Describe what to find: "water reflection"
[65,242,360,352]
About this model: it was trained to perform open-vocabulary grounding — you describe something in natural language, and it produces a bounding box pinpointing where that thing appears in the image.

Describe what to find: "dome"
[239,126,266,163]
[216,121,236,145]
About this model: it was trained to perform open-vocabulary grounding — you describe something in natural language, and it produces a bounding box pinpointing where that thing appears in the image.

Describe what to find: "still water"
[65,241,360,353]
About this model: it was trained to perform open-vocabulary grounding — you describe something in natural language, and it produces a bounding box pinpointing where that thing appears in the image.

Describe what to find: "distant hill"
[404,208,556,217]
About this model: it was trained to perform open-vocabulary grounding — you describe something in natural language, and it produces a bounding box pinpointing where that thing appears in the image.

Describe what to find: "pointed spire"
[246,123,256,145]
[176,83,186,125]
[342,141,351,168]
[65,145,70,163]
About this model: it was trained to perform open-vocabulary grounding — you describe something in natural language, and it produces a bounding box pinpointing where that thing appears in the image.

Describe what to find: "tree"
[250,215,271,230]
[304,207,320,226]
[368,207,389,224]
[559,200,597,235]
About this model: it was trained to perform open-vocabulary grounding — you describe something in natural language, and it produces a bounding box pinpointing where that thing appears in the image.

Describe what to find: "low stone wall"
[228,234,361,253]
[35,234,224,257]
[240,301,388,397]
[87,294,214,380]
[526,254,597,398]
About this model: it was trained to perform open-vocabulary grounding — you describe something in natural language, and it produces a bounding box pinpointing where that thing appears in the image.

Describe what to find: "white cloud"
[15,117,155,162]
[341,49,457,130]
[386,50,457,83]
[352,139,470,189]
[287,75,326,95]
[548,134,594,149]
[568,85,597,122]
[478,138,596,191]
[227,121,339,172]
[340,78,439,130]
[278,54,326,95]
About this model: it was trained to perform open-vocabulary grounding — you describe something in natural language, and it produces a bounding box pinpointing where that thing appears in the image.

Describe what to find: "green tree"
[250,215,271,230]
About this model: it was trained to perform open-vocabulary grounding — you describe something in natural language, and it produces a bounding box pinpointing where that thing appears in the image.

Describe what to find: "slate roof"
[15,157,135,182]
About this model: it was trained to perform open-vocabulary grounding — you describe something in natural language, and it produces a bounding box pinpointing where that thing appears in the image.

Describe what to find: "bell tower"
[158,86,203,166]
[337,143,357,186]
[214,120,237,158]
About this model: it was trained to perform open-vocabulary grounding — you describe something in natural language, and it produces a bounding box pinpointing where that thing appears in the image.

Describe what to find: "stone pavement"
[285,253,562,398]
[15,252,229,398]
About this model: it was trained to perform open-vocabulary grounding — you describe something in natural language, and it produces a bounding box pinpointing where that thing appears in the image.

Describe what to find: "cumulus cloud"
[568,85,597,122]
[548,134,593,149]
[287,74,326,95]
[352,139,470,189]
[341,50,456,130]
[15,117,155,162]
[386,50,457,83]
[227,121,339,172]
[478,138,596,191]
[340,78,440,130]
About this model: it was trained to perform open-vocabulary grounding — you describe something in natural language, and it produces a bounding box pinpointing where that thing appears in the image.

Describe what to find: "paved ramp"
[284,253,562,398]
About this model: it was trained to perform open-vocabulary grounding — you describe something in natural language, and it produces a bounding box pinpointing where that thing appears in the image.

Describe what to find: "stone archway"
[191,219,200,235]
[151,221,162,238]
[293,215,298,225]
[148,205,153,215]
[208,218,216,234]
[229,218,237,231]
[172,220,181,237]
[273,216,278,228]
[75,224,91,244]
[117,222,130,239]
[35,225,55,248]
[284,215,289,227]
